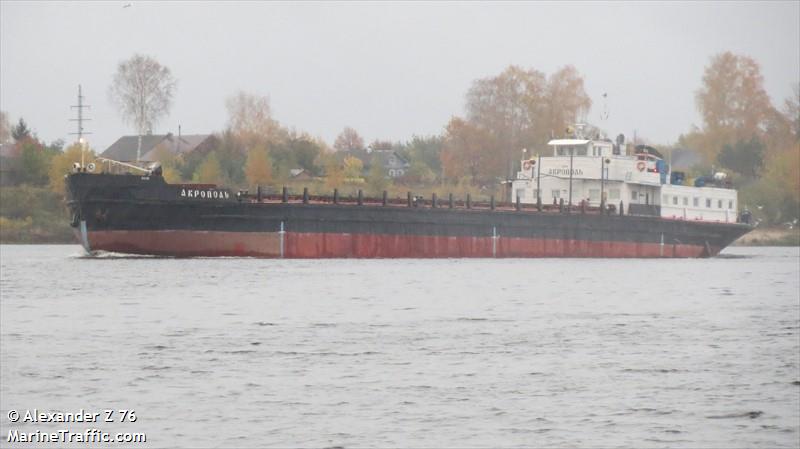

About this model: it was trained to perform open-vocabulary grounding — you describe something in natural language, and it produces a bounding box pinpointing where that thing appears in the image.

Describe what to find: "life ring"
[523,161,532,170]
[636,161,646,172]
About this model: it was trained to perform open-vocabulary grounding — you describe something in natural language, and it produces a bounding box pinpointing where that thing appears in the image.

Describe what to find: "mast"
[69,85,92,169]
[69,85,91,143]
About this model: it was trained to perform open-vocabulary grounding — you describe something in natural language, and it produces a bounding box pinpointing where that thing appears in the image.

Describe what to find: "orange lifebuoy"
[636,161,646,172]
[523,161,532,170]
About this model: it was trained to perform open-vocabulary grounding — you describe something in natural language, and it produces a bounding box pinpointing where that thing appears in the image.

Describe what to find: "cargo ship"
[65,131,752,258]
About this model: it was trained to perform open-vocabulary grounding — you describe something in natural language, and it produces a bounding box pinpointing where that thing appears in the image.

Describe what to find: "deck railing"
[236,187,619,216]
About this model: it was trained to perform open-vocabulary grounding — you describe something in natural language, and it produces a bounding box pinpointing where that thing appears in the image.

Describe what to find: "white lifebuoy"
[523,161,532,170]
[636,161,646,172]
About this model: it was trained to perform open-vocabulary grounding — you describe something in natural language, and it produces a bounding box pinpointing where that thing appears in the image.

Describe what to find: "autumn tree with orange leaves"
[333,127,365,152]
[447,65,592,183]
[682,52,798,224]
[441,117,503,186]
[689,52,774,163]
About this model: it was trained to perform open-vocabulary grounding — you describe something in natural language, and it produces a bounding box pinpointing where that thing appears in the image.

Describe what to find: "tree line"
[679,52,799,225]
[0,51,797,226]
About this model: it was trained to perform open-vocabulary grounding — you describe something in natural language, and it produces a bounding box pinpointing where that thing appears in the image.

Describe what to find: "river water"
[1,245,798,448]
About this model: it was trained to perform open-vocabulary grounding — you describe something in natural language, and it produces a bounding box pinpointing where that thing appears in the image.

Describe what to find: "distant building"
[289,168,313,181]
[101,133,217,162]
[339,148,410,179]
[368,150,410,178]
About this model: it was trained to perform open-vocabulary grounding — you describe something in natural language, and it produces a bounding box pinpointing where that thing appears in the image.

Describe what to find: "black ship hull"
[65,173,752,258]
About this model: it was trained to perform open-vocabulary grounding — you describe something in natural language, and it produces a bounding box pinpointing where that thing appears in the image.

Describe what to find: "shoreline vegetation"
[732,227,800,247]
[0,186,73,243]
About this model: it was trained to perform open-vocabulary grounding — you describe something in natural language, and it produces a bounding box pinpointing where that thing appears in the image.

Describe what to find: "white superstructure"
[510,132,739,223]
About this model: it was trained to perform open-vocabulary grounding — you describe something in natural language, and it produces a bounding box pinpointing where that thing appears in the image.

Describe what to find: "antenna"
[600,93,609,121]
[69,84,92,142]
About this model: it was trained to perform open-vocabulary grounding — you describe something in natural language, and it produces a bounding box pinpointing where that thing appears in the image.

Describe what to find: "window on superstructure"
[551,190,560,199]
[729,200,733,209]
[693,197,699,207]
[682,197,688,206]
[718,199,723,209]
[663,194,668,204]
[577,146,587,156]
[589,189,600,202]
[631,191,638,201]
[609,189,620,200]
[706,198,712,208]
[515,188,525,201]
[672,196,678,205]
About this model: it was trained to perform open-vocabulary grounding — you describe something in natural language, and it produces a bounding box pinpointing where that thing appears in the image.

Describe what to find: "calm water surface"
[1,245,798,448]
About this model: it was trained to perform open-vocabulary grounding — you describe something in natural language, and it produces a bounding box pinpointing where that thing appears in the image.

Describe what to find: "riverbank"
[0,186,73,243]
[734,226,800,246]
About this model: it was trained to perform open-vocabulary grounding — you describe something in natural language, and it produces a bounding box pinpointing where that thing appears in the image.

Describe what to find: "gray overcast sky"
[1,1,798,151]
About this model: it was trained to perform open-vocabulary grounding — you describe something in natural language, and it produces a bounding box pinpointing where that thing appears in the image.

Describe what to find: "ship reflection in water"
[1,245,798,447]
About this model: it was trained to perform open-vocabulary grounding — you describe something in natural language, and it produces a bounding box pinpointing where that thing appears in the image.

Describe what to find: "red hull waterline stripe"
[82,230,719,258]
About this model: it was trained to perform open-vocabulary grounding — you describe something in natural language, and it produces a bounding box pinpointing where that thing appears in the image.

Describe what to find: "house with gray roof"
[367,150,410,178]
[101,133,217,162]
[339,148,410,179]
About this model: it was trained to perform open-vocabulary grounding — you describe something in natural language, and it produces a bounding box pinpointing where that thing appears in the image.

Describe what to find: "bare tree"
[109,54,176,161]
